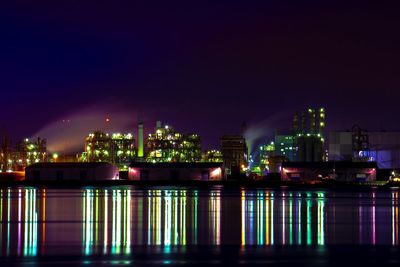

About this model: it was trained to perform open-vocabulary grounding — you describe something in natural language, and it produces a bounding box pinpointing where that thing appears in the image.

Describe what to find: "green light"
[7,189,10,256]
[194,191,198,244]
[307,200,312,245]
[298,198,302,245]
[289,197,293,245]
[282,194,286,245]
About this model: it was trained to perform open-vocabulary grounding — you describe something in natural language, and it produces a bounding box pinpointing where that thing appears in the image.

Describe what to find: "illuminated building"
[220,135,248,175]
[82,131,135,170]
[83,131,112,162]
[0,134,11,172]
[275,135,297,161]
[259,141,275,172]
[202,150,223,162]
[13,138,48,171]
[111,133,136,170]
[293,107,325,135]
[146,121,201,163]
[294,108,326,162]
[259,108,326,168]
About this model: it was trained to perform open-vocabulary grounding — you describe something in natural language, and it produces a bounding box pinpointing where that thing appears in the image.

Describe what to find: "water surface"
[1,187,400,265]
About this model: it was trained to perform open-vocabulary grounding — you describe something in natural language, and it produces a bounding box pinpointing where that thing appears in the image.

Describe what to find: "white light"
[211,168,222,178]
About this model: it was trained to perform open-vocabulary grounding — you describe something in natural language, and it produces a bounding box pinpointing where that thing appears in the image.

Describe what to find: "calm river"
[0,186,400,266]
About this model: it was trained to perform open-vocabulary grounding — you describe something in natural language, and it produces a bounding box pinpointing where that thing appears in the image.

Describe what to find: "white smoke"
[244,112,292,156]
[31,104,139,154]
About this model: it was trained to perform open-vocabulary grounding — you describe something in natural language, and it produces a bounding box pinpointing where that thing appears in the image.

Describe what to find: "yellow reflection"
[147,190,189,247]
[209,190,221,245]
[241,190,245,246]
[83,189,132,256]
[392,192,399,246]
[241,191,276,246]
[240,191,325,246]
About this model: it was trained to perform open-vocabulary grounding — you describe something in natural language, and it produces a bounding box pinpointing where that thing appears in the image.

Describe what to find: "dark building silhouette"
[220,135,248,175]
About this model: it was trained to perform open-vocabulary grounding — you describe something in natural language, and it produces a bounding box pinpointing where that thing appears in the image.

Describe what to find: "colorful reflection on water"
[240,191,325,246]
[0,188,400,257]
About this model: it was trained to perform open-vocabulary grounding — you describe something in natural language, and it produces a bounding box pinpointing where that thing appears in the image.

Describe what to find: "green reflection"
[146,190,195,247]
[307,198,312,245]
[240,191,326,246]
[7,189,11,255]
[317,194,325,246]
[242,191,277,246]
[289,196,293,245]
[193,191,198,244]
[298,197,301,245]
[24,188,38,257]
[83,189,131,256]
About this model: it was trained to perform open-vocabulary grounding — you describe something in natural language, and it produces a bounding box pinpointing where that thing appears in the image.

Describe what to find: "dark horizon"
[1,1,400,151]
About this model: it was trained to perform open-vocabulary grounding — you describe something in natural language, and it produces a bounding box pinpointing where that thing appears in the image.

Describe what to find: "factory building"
[81,131,135,170]
[296,135,324,162]
[12,138,48,171]
[293,108,326,162]
[129,162,224,181]
[202,150,223,162]
[293,107,325,135]
[281,161,377,183]
[259,141,275,173]
[25,162,119,181]
[257,108,326,174]
[220,135,248,175]
[145,121,201,163]
[329,127,400,169]
[274,135,297,161]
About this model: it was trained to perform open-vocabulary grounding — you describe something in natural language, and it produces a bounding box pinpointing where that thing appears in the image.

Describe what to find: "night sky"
[1,1,400,151]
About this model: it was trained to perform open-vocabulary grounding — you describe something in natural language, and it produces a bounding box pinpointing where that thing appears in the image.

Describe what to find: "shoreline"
[0,180,397,190]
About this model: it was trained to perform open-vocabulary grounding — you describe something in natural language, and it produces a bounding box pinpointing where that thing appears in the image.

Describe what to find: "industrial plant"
[1,107,400,183]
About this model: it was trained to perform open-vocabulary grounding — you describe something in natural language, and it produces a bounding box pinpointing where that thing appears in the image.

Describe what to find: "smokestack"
[138,121,144,158]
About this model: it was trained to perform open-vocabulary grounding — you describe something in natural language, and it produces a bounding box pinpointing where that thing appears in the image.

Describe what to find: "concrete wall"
[129,167,223,181]
[282,167,376,182]
[26,165,119,181]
